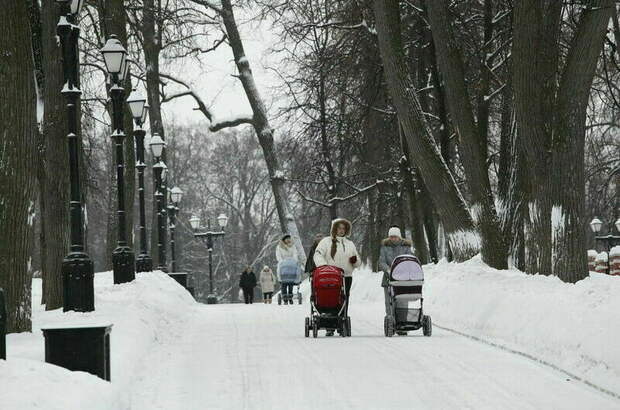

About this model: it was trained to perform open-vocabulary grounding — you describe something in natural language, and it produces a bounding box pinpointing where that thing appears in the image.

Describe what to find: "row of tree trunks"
[513,0,613,281]
[372,0,478,262]
[0,0,38,332]
[425,0,508,269]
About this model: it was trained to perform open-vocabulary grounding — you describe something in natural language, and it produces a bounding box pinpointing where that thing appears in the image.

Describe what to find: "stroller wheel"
[304,317,310,338]
[346,316,352,337]
[277,293,282,305]
[384,316,394,338]
[312,321,318,338]
[423,315,432,337]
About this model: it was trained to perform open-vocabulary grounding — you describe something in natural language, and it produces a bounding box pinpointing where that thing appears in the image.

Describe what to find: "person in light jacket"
[259,266,276,304]
[314,218,361,334]
[276,234,299,304]
[378,226,414,314]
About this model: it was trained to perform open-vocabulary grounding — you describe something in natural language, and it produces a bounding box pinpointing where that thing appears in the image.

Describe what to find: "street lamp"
[101,36,135,285]
[150,134,168,272]
[127,88,152,272]
[589,217,620,274]
[56,0,94,312]
[191,214,228,304]
[168,187,184,273]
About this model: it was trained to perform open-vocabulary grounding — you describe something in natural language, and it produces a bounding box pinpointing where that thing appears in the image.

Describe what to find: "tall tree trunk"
[551,0,613,282]
[512,0,562,275]
[39,2,70,309]
[399,156,430,264]
[372,0,478,261]
[0,0,38,332]
[220,0,306,262]
[426,0,508,269]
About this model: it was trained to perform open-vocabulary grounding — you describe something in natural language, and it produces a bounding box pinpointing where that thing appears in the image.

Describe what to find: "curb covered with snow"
[3,270,196,409]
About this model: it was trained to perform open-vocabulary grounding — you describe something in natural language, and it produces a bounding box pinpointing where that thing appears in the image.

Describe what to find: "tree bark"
[220,0,306,263]
[372,0,478,261]
[425,0,508,269]
[39,2,70,309]
[551,0,613,282]
[0,0,37,332]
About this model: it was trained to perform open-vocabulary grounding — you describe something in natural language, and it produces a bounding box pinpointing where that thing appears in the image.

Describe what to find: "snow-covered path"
[130,287,619,409]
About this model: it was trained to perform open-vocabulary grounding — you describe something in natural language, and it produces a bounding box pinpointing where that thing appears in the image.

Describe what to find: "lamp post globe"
[149,133,165,159]
[590,217,603,233]
[101,36,127,79]
[615,219,620,234]
[127,88,147,121]
[189,215,201,231]
[217,213,229,229]
[170,187,183,205]
[141,104,149,125]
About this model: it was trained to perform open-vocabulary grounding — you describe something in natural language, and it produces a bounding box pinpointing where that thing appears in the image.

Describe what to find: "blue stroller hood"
[278,259,301,283]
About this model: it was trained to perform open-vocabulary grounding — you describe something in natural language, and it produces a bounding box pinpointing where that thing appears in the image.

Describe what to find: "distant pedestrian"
[259,266,276,304]
[276,234,300,304]
[239,266,257,304]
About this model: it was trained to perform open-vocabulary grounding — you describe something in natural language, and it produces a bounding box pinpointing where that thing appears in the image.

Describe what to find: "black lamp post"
[150,134,168,272]
[101,36,135,284]
[190,213,229,304]
[590,217,620,274]
[56,0,94,312]
[168,187,184,273]
[127,89,152,272]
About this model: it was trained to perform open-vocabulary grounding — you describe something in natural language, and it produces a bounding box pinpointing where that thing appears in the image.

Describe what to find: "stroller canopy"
[278,259,301,283]
[390,255,424,281]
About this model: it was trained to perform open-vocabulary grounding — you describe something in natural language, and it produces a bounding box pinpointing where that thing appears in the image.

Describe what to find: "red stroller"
[305,265,351,338]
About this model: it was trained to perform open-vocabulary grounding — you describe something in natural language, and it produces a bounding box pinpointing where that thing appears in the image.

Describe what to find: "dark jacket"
[239,271,257,289]
[305,241,321,274]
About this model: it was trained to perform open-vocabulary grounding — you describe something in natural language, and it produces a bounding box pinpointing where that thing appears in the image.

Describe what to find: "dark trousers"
[242,287,254,304]
[344,276,353,316]
[281,283,294,301]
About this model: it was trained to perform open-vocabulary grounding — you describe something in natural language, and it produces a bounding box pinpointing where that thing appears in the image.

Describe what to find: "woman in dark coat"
[305,233,324,274]
[239,266,257,304]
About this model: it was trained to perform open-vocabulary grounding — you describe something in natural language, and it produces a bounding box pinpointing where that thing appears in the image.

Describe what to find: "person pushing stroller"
[379,226,413,315]
[276,234,300,305]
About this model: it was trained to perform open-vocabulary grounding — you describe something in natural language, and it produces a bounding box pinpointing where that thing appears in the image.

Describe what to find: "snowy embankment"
[2,271,196,410]
[347,257,620,396]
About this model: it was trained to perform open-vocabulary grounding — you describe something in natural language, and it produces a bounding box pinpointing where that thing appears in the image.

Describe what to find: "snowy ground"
[3,260,620,409]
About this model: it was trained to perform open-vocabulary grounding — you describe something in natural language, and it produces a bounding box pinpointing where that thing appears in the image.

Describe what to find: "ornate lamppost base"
[135,254,153,273]
[62,252,95,312]
[206,294,218,304]
[112,246,136,284]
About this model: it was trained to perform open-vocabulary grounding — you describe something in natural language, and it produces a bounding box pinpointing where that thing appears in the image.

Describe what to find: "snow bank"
[3,271,196,409]
[337,258,620,396]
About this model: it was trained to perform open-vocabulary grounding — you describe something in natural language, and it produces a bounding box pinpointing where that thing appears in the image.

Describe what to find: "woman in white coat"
[275,234,299,304]
[259,266,276,304]
[313,218,361,334]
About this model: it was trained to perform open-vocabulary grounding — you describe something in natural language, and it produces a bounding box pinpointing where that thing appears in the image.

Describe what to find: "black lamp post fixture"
[56,0,94,312]
[168,187,184,273]
[190,213,229,304]
[150,134,168,272]
[590,217,620,274]
[127,89,152,272]
[101,36,135,284]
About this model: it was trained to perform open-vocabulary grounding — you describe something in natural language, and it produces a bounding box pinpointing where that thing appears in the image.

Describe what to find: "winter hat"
[281,234,291,242]
[388,226,402,238]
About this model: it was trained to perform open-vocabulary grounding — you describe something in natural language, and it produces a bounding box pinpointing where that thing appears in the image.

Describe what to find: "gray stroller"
[384,255,432,337]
